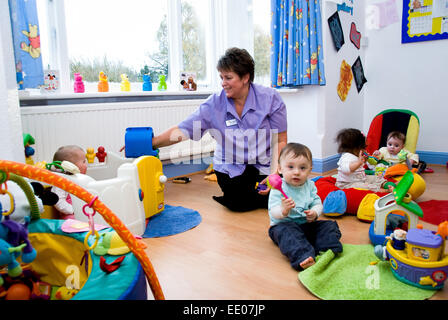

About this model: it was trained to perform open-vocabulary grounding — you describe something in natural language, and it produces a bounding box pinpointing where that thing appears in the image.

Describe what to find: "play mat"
[298,244,436,300]
[0,160,164,300]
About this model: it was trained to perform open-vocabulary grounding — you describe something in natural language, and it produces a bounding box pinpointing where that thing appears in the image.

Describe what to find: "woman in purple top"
[153,48,288,212]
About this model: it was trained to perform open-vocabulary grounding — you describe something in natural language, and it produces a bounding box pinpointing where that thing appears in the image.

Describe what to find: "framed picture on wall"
[328,11,345,51]
[402,0,448,43]
[351,57,367,93]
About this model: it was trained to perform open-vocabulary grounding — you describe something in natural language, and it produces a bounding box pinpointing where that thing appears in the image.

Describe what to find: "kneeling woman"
[152,47,288,212]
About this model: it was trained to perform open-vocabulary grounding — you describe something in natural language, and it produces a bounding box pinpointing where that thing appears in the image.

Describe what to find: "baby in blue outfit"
[268,143,343,270]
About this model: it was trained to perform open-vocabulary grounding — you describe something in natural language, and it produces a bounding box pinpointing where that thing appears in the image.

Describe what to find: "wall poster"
[402,0,448,43]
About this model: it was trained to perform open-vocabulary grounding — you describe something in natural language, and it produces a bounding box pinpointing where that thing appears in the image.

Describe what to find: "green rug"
[298,244,437,300]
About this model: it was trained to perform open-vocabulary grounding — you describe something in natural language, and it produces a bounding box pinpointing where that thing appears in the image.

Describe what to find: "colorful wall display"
[402,0,448,43]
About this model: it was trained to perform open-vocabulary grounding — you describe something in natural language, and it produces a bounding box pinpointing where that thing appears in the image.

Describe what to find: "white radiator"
[20,99,216,164]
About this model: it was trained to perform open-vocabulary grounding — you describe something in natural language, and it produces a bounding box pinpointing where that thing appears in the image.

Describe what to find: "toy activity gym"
[0,160,164,300]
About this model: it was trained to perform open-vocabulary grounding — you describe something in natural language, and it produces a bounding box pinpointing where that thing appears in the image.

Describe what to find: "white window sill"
[18,89,215,101]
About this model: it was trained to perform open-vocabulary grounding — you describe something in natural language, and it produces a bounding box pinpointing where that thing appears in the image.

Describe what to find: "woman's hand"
[257,177,270,195]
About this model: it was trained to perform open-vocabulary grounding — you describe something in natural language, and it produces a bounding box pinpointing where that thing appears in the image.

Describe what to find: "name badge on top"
[226,118,238,127]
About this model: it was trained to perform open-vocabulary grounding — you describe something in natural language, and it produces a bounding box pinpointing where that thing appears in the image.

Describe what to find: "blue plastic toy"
[142,74,152,91]
[124,127,159,158]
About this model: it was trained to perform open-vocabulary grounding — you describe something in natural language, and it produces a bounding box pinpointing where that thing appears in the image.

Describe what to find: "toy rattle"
[266,174,288,199]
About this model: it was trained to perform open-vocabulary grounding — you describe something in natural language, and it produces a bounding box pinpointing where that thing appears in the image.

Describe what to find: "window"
[252,0,271,86]
[31,0,271,94]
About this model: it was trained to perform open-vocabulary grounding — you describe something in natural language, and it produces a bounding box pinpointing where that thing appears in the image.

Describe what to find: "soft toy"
[0,239,27,285]
[93,231,131,256]
[356,193,380,222]
[54,286,79,300]
[0,216,37,265]
[314,176,389,217]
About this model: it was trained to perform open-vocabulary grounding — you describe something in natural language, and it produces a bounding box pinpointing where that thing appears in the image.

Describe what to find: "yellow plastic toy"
[120,74,131,92]
[384,164,426,200]
[86,148,95,164]
[135,156,166,218]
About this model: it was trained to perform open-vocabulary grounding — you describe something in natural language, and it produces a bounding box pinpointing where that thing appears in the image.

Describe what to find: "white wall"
[0,0,25,162]
[280,0,367,162]
[364,0,448,153]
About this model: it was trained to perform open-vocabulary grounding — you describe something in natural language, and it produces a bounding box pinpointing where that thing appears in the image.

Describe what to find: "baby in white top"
[335,128,393,193]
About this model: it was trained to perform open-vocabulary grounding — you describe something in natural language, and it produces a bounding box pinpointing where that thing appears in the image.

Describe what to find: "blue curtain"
[9,0,44,89]
[270,0,326,88]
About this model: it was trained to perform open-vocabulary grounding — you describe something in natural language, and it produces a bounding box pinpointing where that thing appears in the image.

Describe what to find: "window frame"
[33,0,258,95]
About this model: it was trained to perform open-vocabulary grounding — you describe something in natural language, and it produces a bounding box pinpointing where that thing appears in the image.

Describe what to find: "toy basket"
[0,160,164,300]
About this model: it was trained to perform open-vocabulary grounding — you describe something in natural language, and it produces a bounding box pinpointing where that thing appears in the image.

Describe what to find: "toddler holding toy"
[335,128,394,192]
[268,143,343,271]
[372,131,419,167]
[47,145,88,220]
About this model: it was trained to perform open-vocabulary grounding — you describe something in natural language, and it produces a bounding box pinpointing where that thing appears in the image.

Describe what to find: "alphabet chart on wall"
[402,0,448,43]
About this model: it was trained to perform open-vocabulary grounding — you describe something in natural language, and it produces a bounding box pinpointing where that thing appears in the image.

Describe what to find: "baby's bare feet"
[299,256,315,270]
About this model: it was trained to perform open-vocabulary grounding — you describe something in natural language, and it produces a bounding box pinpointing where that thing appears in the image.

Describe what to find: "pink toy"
[73,73,85,93]
[267,173,288,198]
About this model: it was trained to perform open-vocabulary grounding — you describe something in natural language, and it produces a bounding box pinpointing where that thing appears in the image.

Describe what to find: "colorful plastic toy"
[74,152,167,227]
[369,171,423,246]
[384,164,426,200]
[23,133,35,165]
[86,148,95,164]
[120,74,131,92]
[0,160,165,300]
[98,71,109,92]
[73,73,85,93]
[96,146,107,163]
[379,222,448,290]
[124,127,159,158]
[267,174,288,198]
[142,74,152,91]
[157,75,167,91]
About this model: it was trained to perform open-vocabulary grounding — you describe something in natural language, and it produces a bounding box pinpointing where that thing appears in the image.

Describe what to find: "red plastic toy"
[96,146,107,163]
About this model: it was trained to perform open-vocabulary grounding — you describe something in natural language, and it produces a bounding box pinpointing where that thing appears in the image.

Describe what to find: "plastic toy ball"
[267,173,288,198]
[5,283,31,300]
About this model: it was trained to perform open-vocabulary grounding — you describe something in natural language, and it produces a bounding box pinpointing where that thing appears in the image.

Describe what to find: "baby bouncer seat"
[365,109,426,173]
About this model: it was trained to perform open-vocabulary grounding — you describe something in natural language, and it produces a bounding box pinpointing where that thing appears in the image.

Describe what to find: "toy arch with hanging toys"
[0,160,164,300]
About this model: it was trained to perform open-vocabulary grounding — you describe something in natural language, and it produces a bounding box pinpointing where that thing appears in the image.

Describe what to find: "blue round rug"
[143,205,202,238]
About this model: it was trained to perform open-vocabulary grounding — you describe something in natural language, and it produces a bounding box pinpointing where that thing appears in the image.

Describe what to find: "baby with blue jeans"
[268,143,343,271]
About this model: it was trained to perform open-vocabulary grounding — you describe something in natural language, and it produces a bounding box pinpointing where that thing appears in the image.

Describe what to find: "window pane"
[64,0,167,90]
[253,0,271,86]
[181,0,207,84]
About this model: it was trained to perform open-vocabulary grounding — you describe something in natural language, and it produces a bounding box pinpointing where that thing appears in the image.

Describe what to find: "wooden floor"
[143,165,448,300]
